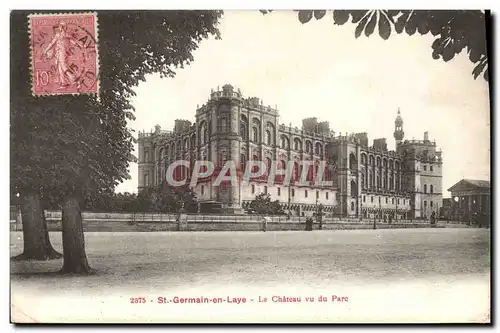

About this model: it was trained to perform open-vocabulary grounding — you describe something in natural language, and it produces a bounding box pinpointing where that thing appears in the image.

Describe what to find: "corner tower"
[394,108,404,151]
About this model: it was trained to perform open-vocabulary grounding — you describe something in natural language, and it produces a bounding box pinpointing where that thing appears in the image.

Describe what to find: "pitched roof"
[448,179,490,192]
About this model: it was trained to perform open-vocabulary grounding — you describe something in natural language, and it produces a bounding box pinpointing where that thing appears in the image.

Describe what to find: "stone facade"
[138,85,443,218]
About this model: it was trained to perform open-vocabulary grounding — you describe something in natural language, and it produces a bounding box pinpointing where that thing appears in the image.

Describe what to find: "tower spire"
[394,108,404,150]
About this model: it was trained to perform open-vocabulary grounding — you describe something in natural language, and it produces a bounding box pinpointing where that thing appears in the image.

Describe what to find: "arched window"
[251,155,259,174]
[200,122,208,145]
[252,126,259,142]
[361,173,365,189]
[349,153,357,170]
[280,136,289,149]
[190,135,196,148]
[350,180,357,198]
[266,130,272,145]
[305,141,313,153]
[315,142,322,155]
[240,123,247,140]
[430,185,433,194]
[265,157,272,175]
[294,138,302,151]
[293,161,300,181]
[184,138,189,150]
[351,202,355,211]
[240,154,246,172]
[144,173,149,187]
[176,140,181,154]
[265,122,275,146]
[424,184,427,193]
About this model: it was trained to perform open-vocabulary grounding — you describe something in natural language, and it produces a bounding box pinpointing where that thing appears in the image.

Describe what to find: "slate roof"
[448,179,490,192]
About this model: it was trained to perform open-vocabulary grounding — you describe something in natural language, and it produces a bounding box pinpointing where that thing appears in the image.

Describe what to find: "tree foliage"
[10,10,222,270]
[261,10,489,81]
[249,193,285,215]
[82,186,198,213]
[11,10,223,201]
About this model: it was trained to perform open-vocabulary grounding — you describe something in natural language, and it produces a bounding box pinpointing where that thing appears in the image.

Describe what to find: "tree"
[11,10,222,273]
[150,184,198,213]
[249,193,285,215]
[261,10,489,81]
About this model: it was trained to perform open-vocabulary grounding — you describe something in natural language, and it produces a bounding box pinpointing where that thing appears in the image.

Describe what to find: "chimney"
[424,131,429,141]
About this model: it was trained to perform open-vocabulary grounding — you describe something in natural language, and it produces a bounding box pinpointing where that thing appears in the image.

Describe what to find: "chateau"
[138,84,443,219]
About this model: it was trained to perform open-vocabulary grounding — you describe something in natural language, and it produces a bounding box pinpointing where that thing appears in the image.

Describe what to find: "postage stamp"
[28,13,99,96]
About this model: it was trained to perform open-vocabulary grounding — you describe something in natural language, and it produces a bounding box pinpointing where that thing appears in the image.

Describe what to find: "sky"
[115,10,491,197]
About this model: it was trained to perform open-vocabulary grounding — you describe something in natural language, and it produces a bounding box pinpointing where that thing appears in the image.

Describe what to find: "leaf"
[432,50,440,60]
[469,46,482,63]
[395,11,410,33]
[442,47,455,61]
[378,14,391,40]
[417,19,430,34]
[351,10,369,23]
[298,10,313,24]
[405,19,417,36]
[355,14,370,38]
[364,12,377,37]
[472,59,487,79]
[314,10,326,20]
[333,10,350,25]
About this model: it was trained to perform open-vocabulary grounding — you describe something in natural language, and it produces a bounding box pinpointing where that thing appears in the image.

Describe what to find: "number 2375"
[130,297,146,304]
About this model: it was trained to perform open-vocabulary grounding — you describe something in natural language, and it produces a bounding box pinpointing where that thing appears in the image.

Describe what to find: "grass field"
[10,228,490,323]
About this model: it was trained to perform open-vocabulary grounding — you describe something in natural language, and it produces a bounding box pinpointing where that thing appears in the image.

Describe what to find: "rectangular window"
[316,191,319,199]
[371,196,373,203]
[277,187,281,196]
[201,185,204,195]
[430,201,433,207]
[251,184,255,194]
[363,196,366,203]
[424,201,427,207]
[326,192,329,200]
[423,165,427,171]
[264,186,268,195]
[292,189,295,197]
[144,148,150,162]
[430,165,433,172]
[305,190,308,198]
[220,117,228,132]
[385,198,388,204]
[398,199,400,205]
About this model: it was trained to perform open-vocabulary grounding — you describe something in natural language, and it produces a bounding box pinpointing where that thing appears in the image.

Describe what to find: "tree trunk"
[12,191,62,261]
[59,195,93,274]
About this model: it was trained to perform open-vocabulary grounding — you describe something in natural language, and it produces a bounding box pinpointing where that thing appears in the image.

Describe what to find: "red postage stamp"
[28,13,99,96]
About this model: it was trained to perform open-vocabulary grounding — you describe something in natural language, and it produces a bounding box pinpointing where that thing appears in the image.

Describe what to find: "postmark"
[29,13,99,96]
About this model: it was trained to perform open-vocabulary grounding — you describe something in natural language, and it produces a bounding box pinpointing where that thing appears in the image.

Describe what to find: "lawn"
[10,228,490,323]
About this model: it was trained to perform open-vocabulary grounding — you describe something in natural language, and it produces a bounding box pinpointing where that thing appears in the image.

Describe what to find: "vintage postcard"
[10,10,491,324]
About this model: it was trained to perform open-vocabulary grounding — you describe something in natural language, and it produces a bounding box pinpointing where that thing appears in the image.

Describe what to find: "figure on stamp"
[42,22,84,89]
